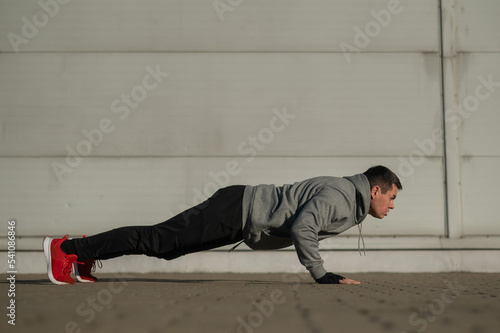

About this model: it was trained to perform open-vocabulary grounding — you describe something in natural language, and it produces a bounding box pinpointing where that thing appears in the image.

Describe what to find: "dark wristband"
[315,272,345,284]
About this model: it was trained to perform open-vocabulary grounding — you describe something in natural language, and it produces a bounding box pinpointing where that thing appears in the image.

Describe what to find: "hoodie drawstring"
[228,240,245,252]
[357,222,366,256]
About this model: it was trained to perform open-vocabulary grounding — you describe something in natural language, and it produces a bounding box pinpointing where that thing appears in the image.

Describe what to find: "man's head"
[363,165,402,219]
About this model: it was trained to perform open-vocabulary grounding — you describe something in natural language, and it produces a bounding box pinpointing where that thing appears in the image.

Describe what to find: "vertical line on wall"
[438,0,450,238]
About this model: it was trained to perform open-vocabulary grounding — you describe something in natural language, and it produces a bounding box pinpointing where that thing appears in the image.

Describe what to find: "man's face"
[368,184,398,219]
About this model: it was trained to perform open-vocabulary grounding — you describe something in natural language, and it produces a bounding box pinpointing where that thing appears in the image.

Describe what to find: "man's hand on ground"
[338,277,361,285]
[315,272,361,285]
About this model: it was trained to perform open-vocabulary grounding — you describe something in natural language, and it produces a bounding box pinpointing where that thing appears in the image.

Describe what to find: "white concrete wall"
[0,0,498,274]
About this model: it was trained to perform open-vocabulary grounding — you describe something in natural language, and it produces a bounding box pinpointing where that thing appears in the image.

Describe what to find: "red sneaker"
[42,235,78,285]
[74,259,100,283]
[74,236,100,283]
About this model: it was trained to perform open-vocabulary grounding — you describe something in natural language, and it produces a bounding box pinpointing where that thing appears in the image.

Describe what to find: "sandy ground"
[1,272,499,333]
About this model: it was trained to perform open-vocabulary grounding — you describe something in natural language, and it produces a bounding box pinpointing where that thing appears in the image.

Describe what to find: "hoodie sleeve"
[290,188,349,280]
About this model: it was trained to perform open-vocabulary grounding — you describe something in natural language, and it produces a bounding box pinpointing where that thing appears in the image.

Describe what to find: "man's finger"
[339,278,361,285]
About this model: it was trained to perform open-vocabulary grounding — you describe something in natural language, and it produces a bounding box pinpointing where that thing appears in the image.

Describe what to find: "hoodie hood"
[343,174,371,224]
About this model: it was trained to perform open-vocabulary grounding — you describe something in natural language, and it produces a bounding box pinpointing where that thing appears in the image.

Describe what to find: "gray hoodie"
[241,173,371,280]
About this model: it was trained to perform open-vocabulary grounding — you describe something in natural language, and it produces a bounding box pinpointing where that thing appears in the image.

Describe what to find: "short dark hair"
[363,165,402,193]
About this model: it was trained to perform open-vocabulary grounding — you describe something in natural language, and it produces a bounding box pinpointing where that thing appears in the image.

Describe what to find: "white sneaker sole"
[42,237,71,285]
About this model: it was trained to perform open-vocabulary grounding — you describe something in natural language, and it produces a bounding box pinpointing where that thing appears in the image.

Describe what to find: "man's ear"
[370,185,380,199]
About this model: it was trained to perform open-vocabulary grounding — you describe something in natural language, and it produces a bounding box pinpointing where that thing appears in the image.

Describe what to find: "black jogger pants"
[61,185,246,261]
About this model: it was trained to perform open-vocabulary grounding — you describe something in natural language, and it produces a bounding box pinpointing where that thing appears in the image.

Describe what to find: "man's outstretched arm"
[290,190,361,285]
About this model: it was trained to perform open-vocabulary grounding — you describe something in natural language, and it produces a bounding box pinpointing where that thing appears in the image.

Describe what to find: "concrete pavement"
[1,273,499,333]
